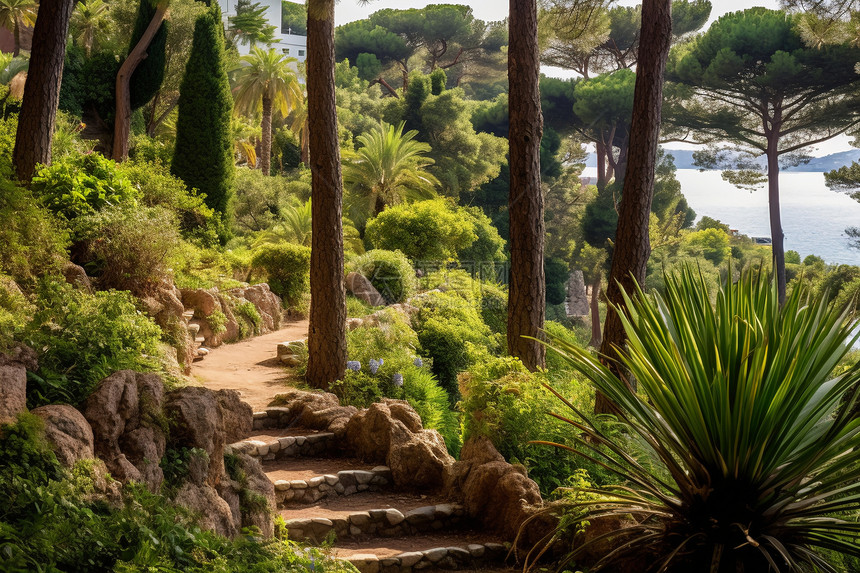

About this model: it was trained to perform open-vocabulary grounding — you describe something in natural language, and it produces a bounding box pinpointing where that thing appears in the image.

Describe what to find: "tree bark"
[305,0,346,389]
[13,19,20,57]
[260,95,273,175]
[13,0,75,182]
[589,276,602,348]
[507,0,546,371]
[595,0,671,414]
[767,133,786,305]
[113,4,168,162]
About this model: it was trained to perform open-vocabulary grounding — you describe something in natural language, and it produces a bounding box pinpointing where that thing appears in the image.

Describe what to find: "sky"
[334,0,782,27]
[329,0,852,156]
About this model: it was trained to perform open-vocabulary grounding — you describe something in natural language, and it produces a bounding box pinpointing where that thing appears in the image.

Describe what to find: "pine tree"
[171,3,235,228]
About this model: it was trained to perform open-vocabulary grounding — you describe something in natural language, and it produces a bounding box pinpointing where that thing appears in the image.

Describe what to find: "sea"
[675,170,860,266]
[581,167,860,266]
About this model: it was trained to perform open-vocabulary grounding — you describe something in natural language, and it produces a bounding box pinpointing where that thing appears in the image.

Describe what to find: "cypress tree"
[172,3,235,226]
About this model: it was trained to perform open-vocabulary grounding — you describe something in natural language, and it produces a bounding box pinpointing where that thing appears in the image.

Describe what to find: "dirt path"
[192,319,308,411]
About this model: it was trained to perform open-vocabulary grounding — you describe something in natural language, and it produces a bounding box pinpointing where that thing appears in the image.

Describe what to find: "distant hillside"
[584,149,860,172]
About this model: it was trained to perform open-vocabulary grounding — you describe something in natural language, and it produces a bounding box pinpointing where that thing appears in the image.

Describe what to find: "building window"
[298,50,305,57]
[282,48,290,54]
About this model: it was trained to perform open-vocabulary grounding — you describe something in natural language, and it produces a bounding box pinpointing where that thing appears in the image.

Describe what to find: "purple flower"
[369,359,381,374]
[347,360,361,372]
[392,373,404,387]
[413,357,423,368]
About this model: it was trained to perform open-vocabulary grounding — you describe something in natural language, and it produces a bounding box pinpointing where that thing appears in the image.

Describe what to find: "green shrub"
[545,256,569,306]
[459,346,612,495]
[455,205,506,270]
[0,180,70,284]
[24,280,163,407]
[31,152,140,220]
[0,274,30,350]
[250,242,311,308]
[233,298,262,338]
[365,199,476,262]
[478,281,507,336]
[411,290,498,395]
[119,158,219,244]
[349,249,417,304]
[401,366,461,455]
[347,294,376,317]
[0,417,353,572]
[72,206,180,296]
[681,227,731,266]
[335,308,461,454]
[129,133,174,165]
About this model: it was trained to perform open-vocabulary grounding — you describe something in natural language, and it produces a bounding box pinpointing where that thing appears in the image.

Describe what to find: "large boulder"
[219,452,276,537]
[216,389,253,443]
[0,345,36,425]
[82,371,167,490]
[229,283,283,332]
[451,436,543,538]
[268,390,357,438]
[165,386,225,486]
[174,482,238,538]
[346,272,386,307]
[61,262,93,292]
[31,405,94,467]
[346,400,454,490]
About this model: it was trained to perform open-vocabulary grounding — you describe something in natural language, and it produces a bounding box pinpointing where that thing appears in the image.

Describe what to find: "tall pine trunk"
[595,0,671,414]
[507,0,545,371]
[305,0,346,389]
[13,0,74,182]
[766,132,786,305]
[260,95,273,175]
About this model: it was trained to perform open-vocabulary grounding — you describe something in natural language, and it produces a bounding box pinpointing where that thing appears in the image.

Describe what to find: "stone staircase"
[182,309,209,361]
[225,405,520,573]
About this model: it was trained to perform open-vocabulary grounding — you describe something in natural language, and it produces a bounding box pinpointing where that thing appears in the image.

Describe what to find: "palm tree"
[232,46,302,175]
[71,0,109,57]
[0,0,37,57]
[343,120,439,230]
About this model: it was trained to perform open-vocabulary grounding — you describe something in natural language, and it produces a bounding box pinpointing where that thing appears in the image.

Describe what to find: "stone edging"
[343,542,511,573]
[225,431,336,461]
[273,466,392,505]
[252,407,306,431]
[285,503,466,543]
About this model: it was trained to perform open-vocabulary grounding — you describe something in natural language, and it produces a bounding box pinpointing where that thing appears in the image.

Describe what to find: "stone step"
[334,532,511,573]
[194,336,206,344]
[279,492,466,543]
[182,309,195,320]
[226,429,337,461]
[187,322,200,336]
[264,458,392,506]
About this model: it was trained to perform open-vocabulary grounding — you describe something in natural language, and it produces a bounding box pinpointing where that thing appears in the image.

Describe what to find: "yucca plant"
[535,266,860,572]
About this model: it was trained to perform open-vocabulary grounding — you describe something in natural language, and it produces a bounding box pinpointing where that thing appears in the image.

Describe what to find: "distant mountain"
[584,149,860,172]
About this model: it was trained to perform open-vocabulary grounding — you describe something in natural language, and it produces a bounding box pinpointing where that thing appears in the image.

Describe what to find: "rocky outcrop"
[345,400,454,490]
[449,436,543,539]
[215,389,253,444]
[31,404,94,467]
[175,482,238,538]
[61,262,93,292]
[346,272,386,306]
[0,345,36,424]
[139,280,195,370]
[229,284,282,331]
[267,390,357,439]
[83,371,167,490]
[220,452,276,537]
[165,386,225,487]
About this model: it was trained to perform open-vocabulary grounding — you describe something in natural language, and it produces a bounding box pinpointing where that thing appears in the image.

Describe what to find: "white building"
[218,0,307,62]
